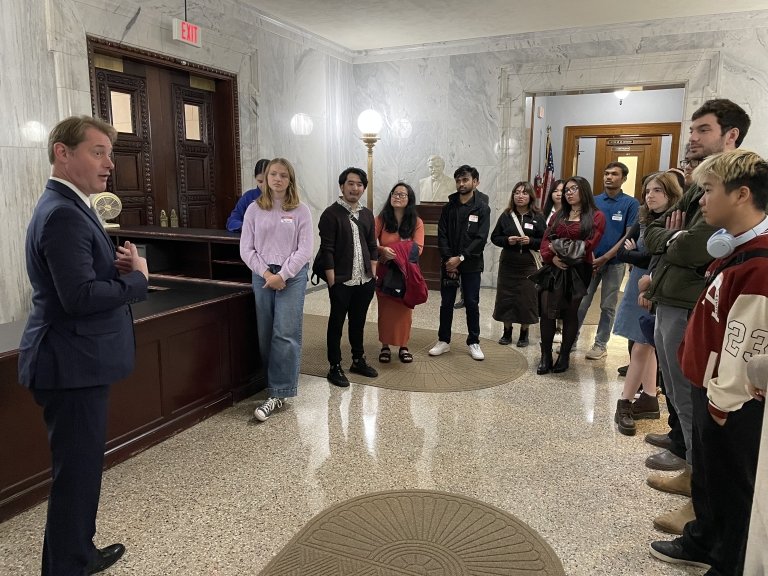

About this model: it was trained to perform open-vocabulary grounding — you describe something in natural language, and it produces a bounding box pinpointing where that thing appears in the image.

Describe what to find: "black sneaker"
[350,356,378,378]
[327,364,350,387]
[649,539,710,569]
[453,299,465,309]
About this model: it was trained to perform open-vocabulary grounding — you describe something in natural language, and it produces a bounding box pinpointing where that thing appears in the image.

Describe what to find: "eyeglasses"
[391,192,409,199]
[564,185,580,194]
[680,159,701,169]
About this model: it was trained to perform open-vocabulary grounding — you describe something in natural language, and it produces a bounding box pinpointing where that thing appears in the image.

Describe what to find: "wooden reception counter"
[0,276,261,521]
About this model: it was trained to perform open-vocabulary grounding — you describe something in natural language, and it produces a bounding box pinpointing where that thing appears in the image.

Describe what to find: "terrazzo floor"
[0,288,706,576]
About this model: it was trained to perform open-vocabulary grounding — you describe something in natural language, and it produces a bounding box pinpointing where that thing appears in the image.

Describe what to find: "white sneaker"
[254,397,284,421]
[468,343,484,360]
[429,341,450,356]
[553,330,562,344]
[585,344,607,360]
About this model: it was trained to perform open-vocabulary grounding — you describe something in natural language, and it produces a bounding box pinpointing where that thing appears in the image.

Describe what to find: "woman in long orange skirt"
[375,182,425,363]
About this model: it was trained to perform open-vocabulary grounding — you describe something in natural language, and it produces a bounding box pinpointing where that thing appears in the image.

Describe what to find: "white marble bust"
[419,155,455,203]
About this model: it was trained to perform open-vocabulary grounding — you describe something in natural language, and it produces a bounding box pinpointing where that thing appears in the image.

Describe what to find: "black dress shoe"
[645,432,673,450]
[645,449,686,471]
[516,329,529,348]
[87,543,125,574]
[617,364,629,377]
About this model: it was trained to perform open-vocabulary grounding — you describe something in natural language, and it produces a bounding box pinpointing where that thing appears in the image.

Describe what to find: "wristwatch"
[458,255,465,262]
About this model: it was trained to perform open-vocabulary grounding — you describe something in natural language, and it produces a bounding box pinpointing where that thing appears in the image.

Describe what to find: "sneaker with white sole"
[553,330,562,343]
[254,397,284,421]
[429,341,450,356]
[468,343,484,360]
[585,344,607,360]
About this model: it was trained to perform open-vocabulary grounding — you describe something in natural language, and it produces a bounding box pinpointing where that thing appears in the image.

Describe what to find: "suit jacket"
[18,179,148,390]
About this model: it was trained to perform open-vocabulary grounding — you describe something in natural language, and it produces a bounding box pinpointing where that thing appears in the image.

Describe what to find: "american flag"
[540,130,555,209]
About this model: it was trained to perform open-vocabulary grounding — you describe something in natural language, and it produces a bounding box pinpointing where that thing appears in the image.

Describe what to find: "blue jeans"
[439,271,481,345]
[252,264,308,398]
[576,261,625,349]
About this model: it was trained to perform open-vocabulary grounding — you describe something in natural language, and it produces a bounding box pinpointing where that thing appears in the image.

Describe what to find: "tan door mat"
[260,489,566,575]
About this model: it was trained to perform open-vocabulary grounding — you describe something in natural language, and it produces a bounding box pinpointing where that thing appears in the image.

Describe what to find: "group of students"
[230,98,766,576]
[230,162,429,420]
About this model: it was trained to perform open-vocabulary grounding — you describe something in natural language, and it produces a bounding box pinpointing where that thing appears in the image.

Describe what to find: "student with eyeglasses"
[537,177,605,374]
[374,183,425,364]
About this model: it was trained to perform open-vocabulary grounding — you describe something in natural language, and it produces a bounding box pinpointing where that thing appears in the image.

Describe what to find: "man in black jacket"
[429,165,491,360]
[318,167,379,387]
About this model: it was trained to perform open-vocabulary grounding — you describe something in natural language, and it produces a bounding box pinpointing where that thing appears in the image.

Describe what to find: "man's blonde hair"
[48,116,117,164]
[693,149,765,188]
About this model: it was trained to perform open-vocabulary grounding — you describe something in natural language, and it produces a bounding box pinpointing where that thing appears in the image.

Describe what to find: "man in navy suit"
[18,116,149,575]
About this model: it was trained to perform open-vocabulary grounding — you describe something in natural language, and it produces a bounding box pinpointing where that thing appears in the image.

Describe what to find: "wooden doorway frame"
[562,122,681,185]
[86,36,242,226]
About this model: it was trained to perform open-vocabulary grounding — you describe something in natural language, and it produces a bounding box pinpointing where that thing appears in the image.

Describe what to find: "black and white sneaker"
[254,397,284,421]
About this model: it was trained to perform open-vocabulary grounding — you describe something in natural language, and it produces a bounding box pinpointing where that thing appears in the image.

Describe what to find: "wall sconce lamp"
[614,90,630,105]
[357,109,383,209]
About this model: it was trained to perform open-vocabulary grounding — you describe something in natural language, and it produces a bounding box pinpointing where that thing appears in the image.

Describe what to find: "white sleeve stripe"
[703,351,718,389]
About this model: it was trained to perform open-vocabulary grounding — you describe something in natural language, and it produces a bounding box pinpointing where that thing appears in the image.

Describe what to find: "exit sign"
[172,18,202,47]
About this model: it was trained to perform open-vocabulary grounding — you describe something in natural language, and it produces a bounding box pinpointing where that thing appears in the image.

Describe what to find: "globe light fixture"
[290,113,314,136]
[357,109,383,209]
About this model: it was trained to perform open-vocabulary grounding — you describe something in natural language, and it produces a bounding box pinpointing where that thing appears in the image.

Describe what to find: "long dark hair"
[549,176,599,240]
[543,179,565,215]
[379,182,418,239]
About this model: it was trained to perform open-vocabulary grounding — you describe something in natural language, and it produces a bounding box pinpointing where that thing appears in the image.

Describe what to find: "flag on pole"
[539,127,555,209]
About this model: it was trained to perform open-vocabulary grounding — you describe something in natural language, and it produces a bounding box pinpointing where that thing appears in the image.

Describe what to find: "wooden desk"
[0,277,262,522]
[108,226,250,284]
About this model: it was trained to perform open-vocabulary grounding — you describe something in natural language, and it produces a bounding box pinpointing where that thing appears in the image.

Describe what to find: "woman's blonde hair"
[639,172,683,224]
[257,158,301,211]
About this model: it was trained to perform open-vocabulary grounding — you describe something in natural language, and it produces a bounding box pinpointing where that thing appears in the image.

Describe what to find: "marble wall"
[3,5,768,318]
[353,11,768,285]
[1,0,356,323]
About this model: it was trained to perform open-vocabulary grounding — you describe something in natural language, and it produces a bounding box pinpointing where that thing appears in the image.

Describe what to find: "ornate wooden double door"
[90,43,238,229]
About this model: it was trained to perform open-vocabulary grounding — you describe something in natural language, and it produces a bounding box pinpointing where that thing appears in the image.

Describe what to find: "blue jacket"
[226,187,261,231]
[18,180,148,389]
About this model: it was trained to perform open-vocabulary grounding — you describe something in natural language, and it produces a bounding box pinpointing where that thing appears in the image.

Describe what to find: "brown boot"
[614,399,636,436]
[647,466,692,497]
[653,500,695,535]
[631,392,660,419]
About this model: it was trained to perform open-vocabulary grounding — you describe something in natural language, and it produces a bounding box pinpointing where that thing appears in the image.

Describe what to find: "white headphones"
[706,216,768,258]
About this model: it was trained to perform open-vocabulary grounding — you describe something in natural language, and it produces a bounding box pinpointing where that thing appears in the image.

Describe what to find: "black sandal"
[398,347,413,363]
[379,347,391,363]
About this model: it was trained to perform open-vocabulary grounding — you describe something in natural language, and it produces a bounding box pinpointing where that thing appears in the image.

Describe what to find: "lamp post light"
[357,109,383,209]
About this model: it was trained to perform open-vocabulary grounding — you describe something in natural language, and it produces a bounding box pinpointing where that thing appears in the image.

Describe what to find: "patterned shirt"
[337,198,372,286]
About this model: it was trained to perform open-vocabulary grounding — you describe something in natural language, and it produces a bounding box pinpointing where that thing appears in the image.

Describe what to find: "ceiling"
[250,0,767,51]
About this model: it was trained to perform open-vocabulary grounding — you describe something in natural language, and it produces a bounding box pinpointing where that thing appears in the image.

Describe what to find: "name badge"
[524,222,534,230]
[281,216,294,224]
[469,214,479,222]
[612,213,623,221]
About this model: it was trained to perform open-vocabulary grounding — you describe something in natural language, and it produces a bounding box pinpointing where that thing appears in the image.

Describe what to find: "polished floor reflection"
[0,289,705,576]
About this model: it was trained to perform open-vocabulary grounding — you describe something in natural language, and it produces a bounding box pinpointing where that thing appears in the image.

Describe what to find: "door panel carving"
[95,70,155,225]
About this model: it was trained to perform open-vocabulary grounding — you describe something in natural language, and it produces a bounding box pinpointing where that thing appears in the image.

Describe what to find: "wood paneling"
[0,282,263,522]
